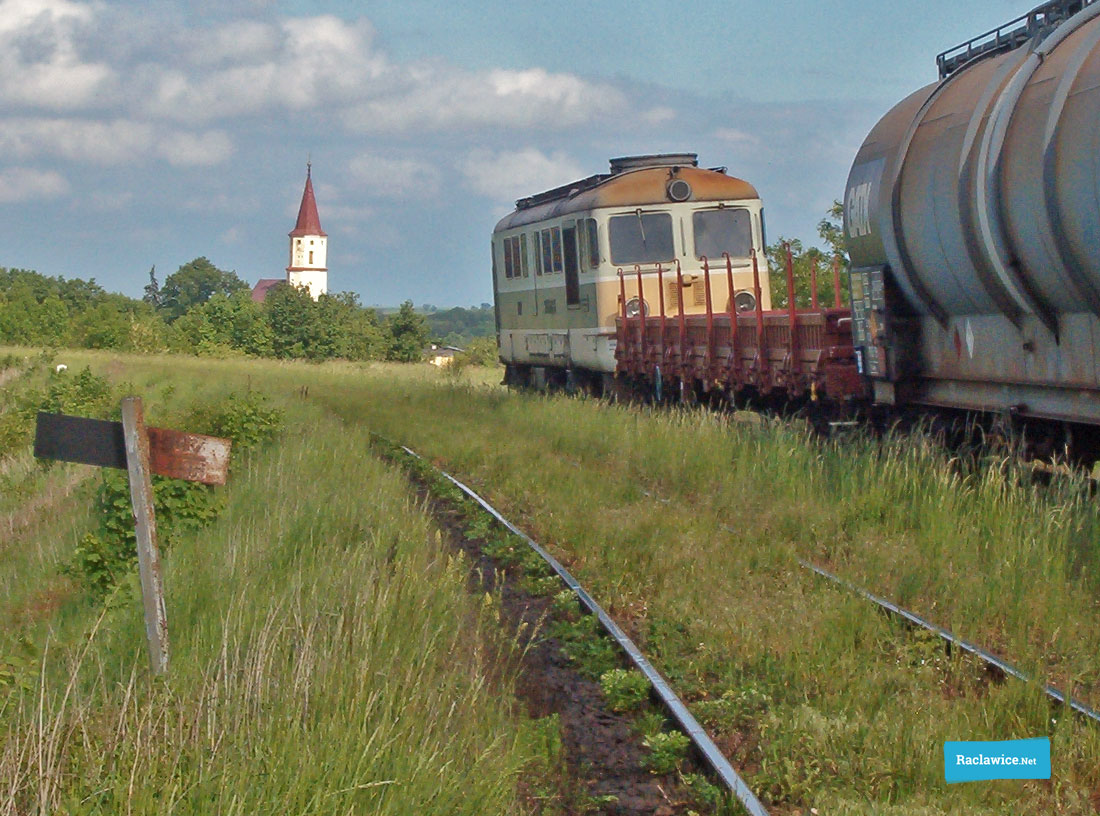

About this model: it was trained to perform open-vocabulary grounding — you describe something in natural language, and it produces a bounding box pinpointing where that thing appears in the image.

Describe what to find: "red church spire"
[289,162,326,238]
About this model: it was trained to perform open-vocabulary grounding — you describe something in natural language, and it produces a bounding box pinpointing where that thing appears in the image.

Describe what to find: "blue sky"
[0,0,1025,306]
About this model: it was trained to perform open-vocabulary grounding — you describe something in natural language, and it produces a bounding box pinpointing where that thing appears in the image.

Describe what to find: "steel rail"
[797,557,1100,725]
[400,446,770,816]
[711,524,1100,725]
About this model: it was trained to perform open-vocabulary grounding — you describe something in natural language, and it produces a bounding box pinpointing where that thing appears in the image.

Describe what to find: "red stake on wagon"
[723,252,741,383]
[702,256,715,378]
[617,268,629,372]
[751,249,768,382]
[810,256,819,310]
[635,264,647,376]
[832,255,844,308]
[657,263,667,371]
[675,259,687,381]
[785,242,801,382]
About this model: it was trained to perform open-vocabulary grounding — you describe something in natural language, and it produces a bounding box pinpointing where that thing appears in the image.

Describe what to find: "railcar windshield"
[609,211,675,265]
[693,208,752,260]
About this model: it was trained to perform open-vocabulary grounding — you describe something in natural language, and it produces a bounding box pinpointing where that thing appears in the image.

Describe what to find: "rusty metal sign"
[34,412,231,485]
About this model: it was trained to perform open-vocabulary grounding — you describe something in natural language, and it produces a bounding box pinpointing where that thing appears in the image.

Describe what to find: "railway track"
[399,445,770,816]
[794,555,1100,726]
[649,479,1097,724]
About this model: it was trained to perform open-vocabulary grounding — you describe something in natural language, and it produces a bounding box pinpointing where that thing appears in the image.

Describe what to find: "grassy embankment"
[6,348,1100,814]
[311,360,1100,815]
[0,350,559,815]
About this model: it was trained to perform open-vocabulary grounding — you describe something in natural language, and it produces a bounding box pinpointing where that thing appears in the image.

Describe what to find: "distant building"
[251,163,329,303]
[428,345,465,367]
[250,278,282,303]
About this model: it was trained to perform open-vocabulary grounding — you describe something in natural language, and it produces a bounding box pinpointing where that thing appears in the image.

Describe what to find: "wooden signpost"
[34,397,231,675]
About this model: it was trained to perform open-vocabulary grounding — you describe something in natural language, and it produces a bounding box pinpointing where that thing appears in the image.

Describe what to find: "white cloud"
[158,130,234,166]
[146,16,385,121]
[343,66,626,133]
[0,117,233,166]
[0,0,113,109]
[641,107,676,125]
[0,166,70,202]
[347,153,441,198]
[459,148,584,202]
[0,118,154,164]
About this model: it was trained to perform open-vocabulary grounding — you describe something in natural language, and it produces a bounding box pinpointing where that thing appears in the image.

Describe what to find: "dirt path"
[420,487,709,816]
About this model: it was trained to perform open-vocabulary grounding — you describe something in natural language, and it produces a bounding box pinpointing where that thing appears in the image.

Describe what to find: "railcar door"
[562,225,581,307]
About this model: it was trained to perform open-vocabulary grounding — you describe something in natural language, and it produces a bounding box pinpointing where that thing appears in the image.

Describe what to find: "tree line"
[0,258,496,362]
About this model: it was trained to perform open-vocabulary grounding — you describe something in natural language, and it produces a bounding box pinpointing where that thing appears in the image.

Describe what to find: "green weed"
[599,668,650,713]
[642,729,691,775]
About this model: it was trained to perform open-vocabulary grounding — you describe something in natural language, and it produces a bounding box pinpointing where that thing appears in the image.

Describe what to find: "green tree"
[459,336,499,366]
[143,265,161,308]
[159,257,248,321]
[265,283,316,359]
[766,203,851,309]
[386,301,430,362]
[817,199,847,262]
[67,300,132,349]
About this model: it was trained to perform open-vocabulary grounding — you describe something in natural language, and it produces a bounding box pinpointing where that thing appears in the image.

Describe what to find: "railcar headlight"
[734,291,756,312]
[625,297,649,318]
[666,178,692,202]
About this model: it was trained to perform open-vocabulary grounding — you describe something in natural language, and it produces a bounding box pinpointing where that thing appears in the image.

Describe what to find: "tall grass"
[2,388,545,814]
[9,349,1100,813]
[307,367,1100,814]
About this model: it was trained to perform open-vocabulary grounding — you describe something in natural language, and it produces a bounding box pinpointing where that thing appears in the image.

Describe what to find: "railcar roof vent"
[609,153,699,174]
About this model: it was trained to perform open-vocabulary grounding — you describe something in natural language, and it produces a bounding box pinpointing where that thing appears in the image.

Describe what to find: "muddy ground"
[414,481,715,816]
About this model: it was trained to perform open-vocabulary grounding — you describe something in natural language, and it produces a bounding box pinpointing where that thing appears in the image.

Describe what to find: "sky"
[0,0,1029,307]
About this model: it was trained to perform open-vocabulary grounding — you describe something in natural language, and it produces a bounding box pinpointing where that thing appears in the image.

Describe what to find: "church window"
[309,251,314,264]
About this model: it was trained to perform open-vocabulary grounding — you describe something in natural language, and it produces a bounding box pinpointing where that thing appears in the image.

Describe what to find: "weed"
[693,683,772,731]
[642,729,691,775]
[551,613,620,679]
[521,574,561,597]
[599,668,650,713]
[551,589,580,621]
[681,772,724,810]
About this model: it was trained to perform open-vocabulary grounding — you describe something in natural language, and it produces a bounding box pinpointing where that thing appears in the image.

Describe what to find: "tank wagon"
[494,154,866,405]
[845,0,1100,434]
[493,154,772,391]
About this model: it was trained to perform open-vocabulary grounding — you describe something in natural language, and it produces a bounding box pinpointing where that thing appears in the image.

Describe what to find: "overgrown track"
[796,556,1100,726]
[400,446,771,816]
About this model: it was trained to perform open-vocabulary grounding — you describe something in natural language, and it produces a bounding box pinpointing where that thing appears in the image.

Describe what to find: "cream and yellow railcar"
[492,153,771,389]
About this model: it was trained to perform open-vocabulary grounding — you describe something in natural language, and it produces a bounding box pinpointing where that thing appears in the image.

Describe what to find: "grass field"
[4,347,1100,814]
[1,350,559,815]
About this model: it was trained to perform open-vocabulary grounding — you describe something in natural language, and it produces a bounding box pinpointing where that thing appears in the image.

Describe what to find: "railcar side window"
[503,238,514,279]
[520,234,529,277]
[586,219,599,268]
[541,229,553,274]
[609,212,675,265]
[693,208,752,260]
[551,227,563,273]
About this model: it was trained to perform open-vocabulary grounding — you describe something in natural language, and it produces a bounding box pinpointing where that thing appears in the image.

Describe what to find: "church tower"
[286,162,328,299]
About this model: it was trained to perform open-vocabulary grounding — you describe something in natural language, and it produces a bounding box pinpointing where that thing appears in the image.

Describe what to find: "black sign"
[34,412,127,470]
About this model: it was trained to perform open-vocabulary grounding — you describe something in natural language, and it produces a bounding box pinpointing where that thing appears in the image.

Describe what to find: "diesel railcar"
[845,0,1100,436]
[492,154,771,391]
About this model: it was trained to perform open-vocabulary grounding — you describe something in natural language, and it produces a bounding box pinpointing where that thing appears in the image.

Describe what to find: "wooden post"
[120,397,169,675]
